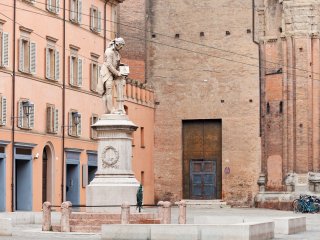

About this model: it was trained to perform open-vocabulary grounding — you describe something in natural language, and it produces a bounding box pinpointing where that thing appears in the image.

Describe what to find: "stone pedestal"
[86,114,139,212]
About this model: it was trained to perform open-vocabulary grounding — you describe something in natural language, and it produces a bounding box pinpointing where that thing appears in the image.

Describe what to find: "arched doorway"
[42,143,55,204]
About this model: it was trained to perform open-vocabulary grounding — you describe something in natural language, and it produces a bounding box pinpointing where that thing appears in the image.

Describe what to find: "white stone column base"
[86,176,139,213]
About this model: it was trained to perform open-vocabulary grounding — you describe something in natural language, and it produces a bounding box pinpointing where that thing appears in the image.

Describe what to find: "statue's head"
[114,37,125,50]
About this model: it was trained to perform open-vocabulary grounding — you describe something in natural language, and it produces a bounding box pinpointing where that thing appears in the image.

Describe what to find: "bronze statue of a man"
[97,38,125,114]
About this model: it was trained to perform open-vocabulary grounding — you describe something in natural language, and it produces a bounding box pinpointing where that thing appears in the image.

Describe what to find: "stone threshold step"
[183,199,231,208]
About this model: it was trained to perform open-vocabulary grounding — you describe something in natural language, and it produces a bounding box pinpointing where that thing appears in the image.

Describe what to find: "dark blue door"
[0,155,5,211]
[66,164,80,205]
[190,160,216,199]
[16,159,32,210]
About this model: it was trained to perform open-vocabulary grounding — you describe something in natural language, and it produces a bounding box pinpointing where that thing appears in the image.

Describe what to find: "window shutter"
[69,56,74,85]
[90,63,94,90]
[55,49,60,80]
[28,103,35,129]
[29,41,36,74]
[47,0,52,11]
[68,112,73,135]
[77,58,83,86]
[55,0,60,13]
[82,164,88,187]
[90,8,94,30]
[98,64,102,78]
[70,0,75,21]
[1,96,7,126]
[46,47,50,79]
[78,0,82,23]
[19,39,24,72]
[54,108,59,133]
[76,113,82,136]
[18,101,23,128]
[2,32,9,67]
[46,106,53,132]
[97,11,101,32]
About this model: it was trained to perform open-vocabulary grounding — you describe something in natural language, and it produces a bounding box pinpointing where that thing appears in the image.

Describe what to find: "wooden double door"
[183,120,222,199]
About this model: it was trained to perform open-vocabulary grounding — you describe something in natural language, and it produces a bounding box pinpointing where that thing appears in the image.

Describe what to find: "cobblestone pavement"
[0,207,319,239]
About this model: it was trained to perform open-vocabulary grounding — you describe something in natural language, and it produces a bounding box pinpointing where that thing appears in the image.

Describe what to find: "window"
[47,0,60,14]
[90,61,100,92]
[140,127,145,148]
[19,38,36,74]
[0,32,9,68]
[70,0,82,23]
[46,45,59,80]
[17,99,35,129]
[90,6,101,33]
[90,114,98,139]
[46,104,58,133]
[69,53,82,87]
[0,95,7,126]
[68,110,81,137]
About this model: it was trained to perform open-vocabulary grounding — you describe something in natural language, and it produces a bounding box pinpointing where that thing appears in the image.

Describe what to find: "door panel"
[190,160,216,199]
[16,160,32,211]
[0,157,5,211]
[66,164,80,205]
[183,120,222,199]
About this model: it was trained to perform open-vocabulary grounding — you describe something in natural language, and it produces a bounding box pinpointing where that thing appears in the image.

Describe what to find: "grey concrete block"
[200,222,274,240]
[0,218,12,236]
[101,224,151,240]
[151,225,198,240]
[273,217,306,234]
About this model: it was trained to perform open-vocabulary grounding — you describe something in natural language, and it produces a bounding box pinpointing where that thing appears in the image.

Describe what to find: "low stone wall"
[101,223,275,240]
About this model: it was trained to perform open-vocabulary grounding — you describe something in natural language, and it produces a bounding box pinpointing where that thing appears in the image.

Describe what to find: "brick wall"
[119,0,146,83]
[147,0,261,205]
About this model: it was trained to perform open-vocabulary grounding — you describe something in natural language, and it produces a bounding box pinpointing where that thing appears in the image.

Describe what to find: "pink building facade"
[0,0,155,212]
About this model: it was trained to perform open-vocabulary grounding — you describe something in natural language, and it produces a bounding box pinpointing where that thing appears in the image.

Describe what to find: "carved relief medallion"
[101,146,119,168]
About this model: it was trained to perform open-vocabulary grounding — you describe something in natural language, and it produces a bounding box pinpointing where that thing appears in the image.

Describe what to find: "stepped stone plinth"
[86,114,140,212]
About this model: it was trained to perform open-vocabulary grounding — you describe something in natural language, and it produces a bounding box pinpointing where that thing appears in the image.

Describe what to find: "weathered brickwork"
[119,0,146,83]
[261,0,320,192]
[147,0,261,205]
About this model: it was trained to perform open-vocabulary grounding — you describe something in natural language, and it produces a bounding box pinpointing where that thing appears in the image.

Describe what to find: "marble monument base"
[86,175,139,212]
[86,114,140,213]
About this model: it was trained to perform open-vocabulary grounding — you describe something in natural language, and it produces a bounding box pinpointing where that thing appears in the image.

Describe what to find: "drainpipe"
[61,0,66,204]
[11,0,17,212]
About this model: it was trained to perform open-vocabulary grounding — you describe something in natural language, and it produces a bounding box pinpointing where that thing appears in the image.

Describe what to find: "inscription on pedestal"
[101,146,119,169]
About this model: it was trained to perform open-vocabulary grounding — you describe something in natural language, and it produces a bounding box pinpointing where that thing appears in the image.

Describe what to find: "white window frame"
[69,53,82,87]
[0,32,9,68]
[68,110,81,137]
[70,0,82,24]
[17,99,35,130]
[46,0,60,14]
[0,95,7,126]
[46,104,58,134]
[90,61,100,92]
[19,37,36,75]
[90,114,98,139]
[90,6,101,33]
[46,45,60,81]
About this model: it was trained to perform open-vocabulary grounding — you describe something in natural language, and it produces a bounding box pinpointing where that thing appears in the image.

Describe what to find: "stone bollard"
[60,201,72,232]
[175,200,187,224]
[315,182,320,193]
[42,202,52,231]
[162,201,172,224]
[121,202,130,224]
[157,201,164,224]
